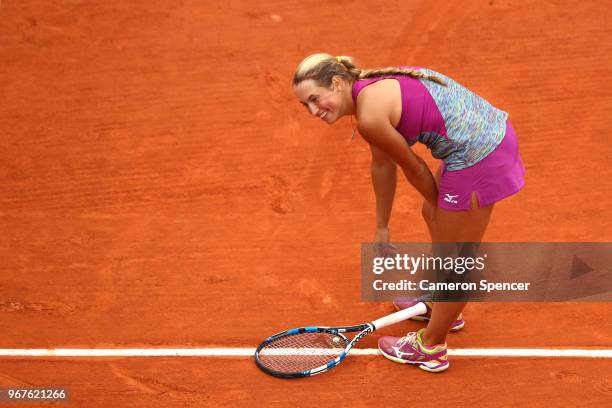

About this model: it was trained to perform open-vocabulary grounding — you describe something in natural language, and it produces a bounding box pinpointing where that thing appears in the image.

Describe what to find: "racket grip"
[371,302,427,330]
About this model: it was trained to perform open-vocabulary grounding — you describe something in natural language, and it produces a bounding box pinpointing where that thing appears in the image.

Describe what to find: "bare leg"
[423,302,467,344]
[421,192,494,346]
[421,167,441,241]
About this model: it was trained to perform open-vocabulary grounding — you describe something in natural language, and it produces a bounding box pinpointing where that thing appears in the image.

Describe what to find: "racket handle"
[371,302,427,330]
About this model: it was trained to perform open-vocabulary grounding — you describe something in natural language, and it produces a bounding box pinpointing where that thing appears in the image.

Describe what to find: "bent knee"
[421,201,436,223]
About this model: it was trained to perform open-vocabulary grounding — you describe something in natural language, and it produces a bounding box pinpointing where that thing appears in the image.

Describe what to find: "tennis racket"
[254,302,427,378]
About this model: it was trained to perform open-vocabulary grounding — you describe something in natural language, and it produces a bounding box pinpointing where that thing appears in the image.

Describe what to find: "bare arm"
[370,145,397,231]
[357,94,438,208]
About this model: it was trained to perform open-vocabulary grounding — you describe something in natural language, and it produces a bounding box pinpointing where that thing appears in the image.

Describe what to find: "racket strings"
[258,332,348,373]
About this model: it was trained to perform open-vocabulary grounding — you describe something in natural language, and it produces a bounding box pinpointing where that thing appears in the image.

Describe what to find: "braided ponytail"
[294,53,447,87]
[358,66,447,86]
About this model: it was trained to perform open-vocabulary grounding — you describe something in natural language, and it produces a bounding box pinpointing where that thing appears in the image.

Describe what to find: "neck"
[342,82,357,116]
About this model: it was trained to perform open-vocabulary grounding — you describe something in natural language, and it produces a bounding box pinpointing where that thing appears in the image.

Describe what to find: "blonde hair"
[293,53,447,87]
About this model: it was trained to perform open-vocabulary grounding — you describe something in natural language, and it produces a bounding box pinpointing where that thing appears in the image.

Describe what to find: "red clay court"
[1,1,611,406]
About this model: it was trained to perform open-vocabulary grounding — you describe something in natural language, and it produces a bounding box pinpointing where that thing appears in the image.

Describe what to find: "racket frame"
[254,323,372,378]
[255,302,427,378]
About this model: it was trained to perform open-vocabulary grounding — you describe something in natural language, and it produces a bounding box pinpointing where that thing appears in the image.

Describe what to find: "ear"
[331,75,342,91]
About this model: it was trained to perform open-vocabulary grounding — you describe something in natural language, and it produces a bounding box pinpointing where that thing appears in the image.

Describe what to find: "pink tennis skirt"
[437,121,525,211]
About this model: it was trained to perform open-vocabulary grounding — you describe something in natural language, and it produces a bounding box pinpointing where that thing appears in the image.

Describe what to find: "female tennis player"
[292,53,525,372]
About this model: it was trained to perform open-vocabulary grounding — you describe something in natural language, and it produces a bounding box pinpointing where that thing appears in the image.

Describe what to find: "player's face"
[293,79,344,124]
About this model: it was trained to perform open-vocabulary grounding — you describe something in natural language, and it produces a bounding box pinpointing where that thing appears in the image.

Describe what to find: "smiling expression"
[293,78,348,124]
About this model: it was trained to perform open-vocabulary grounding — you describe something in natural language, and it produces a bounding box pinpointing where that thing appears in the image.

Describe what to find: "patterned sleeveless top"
[351,68,508,171]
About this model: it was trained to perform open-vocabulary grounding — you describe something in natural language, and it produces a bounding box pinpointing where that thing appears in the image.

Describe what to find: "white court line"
[0,348,611,358]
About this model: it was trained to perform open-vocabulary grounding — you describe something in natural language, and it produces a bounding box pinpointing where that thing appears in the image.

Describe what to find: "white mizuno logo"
[392,346,416,359]
[443,194,459,204]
